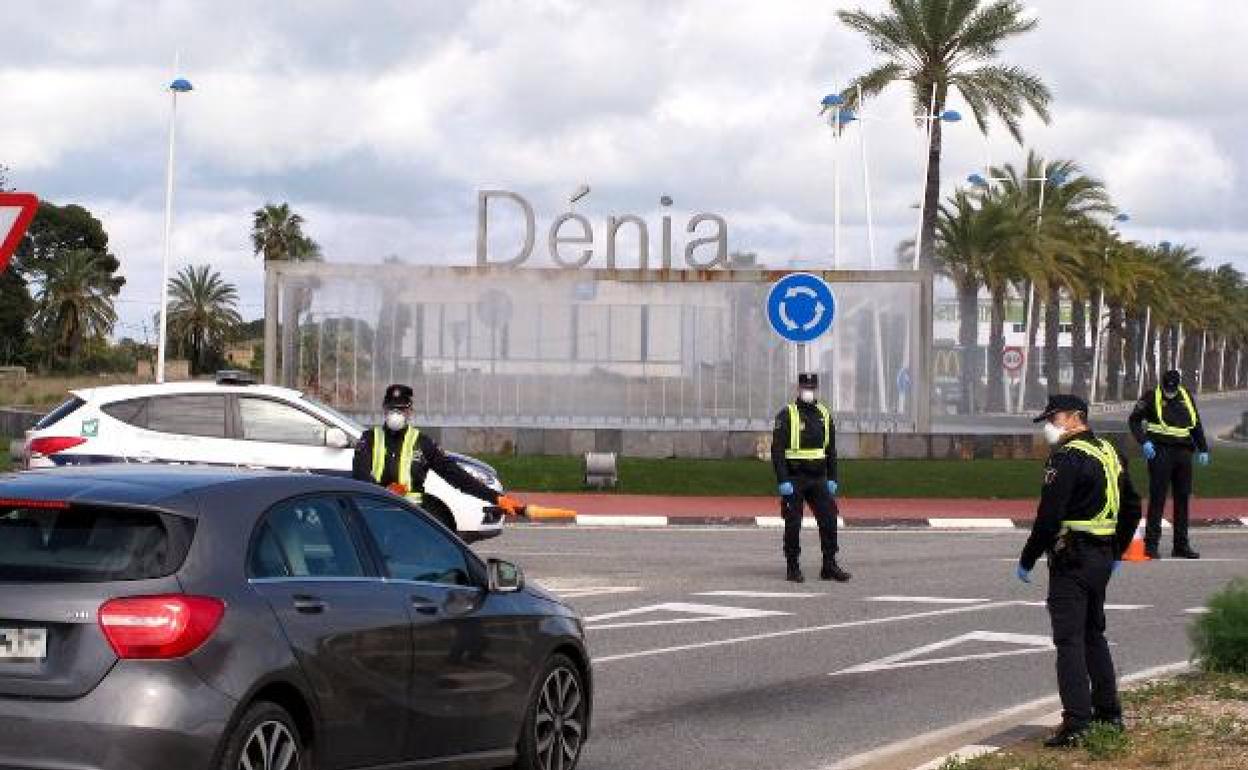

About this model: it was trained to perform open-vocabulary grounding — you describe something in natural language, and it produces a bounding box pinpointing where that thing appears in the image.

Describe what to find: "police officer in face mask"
[771,373,850,584]
[353,384,523,519]
[1128,369,1209,559]
[1017,395,1142,748]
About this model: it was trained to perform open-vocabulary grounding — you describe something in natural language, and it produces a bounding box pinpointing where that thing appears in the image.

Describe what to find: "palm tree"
[167,265,243,376]
[252,202,322,385]
[32,248,119,367]
[838,0,1052,268]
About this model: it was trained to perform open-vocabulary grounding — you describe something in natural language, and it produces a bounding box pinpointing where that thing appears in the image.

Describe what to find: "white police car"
[18,372,506,541]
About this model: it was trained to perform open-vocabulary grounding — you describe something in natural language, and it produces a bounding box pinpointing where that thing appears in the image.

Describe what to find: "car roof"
[0,465,379,516]
[70,381,303,403]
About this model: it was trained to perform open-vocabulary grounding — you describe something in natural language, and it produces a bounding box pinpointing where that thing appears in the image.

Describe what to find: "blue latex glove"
[778,482,795,497]
[1016,565,1032,584]
[1111,561,1122,576]
[827,480,839,496]
[1142,441,1157,461]
[1197,452,1210,466]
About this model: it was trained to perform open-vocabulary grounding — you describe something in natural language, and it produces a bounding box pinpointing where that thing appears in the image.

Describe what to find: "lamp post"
[912,88,962,270]
[155,73,193,384]
[819,94,857,268]
[1089,213,1131,405]
[1013,166,1067,413]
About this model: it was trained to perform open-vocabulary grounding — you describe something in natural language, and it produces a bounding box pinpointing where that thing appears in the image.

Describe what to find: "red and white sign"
[0,192,38,274]
[1002,346,1025,372]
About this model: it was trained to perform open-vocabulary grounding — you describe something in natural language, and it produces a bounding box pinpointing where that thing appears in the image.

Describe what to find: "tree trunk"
[919,91,945,269]
[1123,311,1141,398]
[1024,283,1043,408]
[986,287,1006,412]
[1071,298,1088,397]
[957,279,979,415]
[1043,286,1061,393]
[1106,303,1124,401]
[1142,322,1158,390]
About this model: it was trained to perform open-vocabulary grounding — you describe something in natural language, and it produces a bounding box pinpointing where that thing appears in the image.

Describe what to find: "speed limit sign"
[1002,346,1025,372]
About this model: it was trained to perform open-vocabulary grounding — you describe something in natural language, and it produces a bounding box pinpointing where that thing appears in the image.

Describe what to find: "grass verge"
[940,671,1248,770]
[480,446,1248,498]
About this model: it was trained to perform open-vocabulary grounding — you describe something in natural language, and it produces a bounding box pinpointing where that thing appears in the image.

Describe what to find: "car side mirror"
[325,428,351,449]
[487,558,524,593]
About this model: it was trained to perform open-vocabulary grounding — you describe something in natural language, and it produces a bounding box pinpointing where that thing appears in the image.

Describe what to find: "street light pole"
[155,71,193,384]
[1015,167,1069,413]
[1089,213,1129,405]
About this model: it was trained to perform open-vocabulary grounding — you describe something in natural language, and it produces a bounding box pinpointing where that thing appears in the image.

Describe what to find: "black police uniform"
[352,384,499,508]
[1127,382,1207,557]
[1021,401,1142,738]
[771,398,840,568]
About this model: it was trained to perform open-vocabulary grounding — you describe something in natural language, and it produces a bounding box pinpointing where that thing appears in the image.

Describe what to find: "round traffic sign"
[1003,346,1025,372]
[766,273,836,343]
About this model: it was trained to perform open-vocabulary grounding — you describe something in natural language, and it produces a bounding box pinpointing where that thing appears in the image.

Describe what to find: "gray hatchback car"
[0,466,591,770]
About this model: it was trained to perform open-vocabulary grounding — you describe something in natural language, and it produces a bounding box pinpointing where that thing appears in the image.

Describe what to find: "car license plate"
[0,628,47,660]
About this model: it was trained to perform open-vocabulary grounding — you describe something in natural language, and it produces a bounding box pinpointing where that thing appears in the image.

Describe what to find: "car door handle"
[410,596,440,616]
[293,596,328,614]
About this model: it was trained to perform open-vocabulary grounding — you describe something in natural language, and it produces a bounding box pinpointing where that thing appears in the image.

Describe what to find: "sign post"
[0,193,38,274]
[766,272,837,395]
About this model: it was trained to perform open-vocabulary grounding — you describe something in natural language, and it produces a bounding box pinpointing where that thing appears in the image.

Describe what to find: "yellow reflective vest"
[1061,438,1121,537]
[1145,386,1197,439]
[370,426,424,503]
[784,402,831,461]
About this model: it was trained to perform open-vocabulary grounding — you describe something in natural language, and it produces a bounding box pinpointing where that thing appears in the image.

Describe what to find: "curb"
[514,516,1248,529]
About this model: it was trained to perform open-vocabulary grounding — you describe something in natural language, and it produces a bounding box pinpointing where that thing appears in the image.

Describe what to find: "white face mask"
[384,410,408,431]
[798,389,816,404]
[1042,421,1066,446]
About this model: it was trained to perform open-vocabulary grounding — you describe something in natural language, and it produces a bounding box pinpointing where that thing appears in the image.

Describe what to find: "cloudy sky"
[4,0,1244,337]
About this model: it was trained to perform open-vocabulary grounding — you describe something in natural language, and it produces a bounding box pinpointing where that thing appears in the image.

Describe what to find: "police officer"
[1017,394,1142,748]
[1128,369,1209,559]
[352,384,523,520]
[772,372,850,584]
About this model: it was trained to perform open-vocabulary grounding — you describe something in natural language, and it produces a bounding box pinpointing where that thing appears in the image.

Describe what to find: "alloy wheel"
[534,666,585,770]
[238,720,299,770]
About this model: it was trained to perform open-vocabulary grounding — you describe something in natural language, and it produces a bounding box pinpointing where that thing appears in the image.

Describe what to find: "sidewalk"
[516,491,1248,527]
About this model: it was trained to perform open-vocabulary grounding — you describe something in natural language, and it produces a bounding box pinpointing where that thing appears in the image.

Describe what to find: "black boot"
[1043,722,1089,748]
[820,558,851,582]
[1172,546,1200,559]
[1144,546,1162,560]
[786,560,805,583]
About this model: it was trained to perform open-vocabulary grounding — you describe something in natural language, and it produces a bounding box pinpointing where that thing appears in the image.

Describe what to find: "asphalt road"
[479,526,1248,770]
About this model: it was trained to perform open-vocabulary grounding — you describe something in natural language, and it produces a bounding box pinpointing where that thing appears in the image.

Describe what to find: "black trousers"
[781,475,839,560]
[1145,444,1194,551]
[1047,537,1121,727]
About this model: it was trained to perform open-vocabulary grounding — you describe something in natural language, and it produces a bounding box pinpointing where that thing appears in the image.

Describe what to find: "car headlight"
[460,461,503,493]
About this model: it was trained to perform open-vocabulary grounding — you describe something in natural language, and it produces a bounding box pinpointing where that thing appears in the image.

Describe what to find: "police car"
[17,372,507,541]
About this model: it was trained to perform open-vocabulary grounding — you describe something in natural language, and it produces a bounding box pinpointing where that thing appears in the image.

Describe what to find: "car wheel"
[219,701,307,770]
[423,497,457,533]
[515,654,587,770]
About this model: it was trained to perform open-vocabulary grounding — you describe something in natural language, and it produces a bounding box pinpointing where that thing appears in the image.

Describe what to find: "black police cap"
[798,372,818,389]
[1162,369,1182,389]
[382,384,414,409]
[1032,394,1088,423]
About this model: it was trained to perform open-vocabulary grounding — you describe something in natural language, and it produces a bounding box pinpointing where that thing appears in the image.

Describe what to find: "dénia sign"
[476,189,729,270]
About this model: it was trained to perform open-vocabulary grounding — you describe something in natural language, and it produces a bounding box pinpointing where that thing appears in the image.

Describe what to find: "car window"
[239,398,329,446]
[101,398,148,427]
[255,496,364,579]
[146,395,226,438]
[353,497,472,586]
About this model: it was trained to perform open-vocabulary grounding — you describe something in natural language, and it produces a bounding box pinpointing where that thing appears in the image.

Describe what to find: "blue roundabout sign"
[766,273,836,343]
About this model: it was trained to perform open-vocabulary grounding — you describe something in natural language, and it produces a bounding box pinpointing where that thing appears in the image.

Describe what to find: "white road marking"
[695,590,824,599]
[830,631,1053,676]
[913,745,997,770]
[755,516,847,528]
[1241,518,1248,527]
[928,518,1016,529]
[575,515,669,527]
[1185,607,1210,614]
[820,660,1190,770]
[866,596,989,605]
[556,587,642,599]
[1016,601,1151,610]
[594,600,1023,664]
[586,602,789,630]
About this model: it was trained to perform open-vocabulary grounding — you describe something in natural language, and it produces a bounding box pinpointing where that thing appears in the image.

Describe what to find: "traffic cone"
[1122,525,1149,562]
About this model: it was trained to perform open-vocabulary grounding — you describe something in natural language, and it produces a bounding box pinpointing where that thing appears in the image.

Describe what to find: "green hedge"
[1192,578,1248,674]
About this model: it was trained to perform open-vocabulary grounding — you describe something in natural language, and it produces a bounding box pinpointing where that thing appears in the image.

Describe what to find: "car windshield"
[300,395,365,434]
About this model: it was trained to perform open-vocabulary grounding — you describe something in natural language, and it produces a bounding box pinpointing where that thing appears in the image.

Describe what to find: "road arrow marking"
[829,631,1054,676]
[585,602,789,630]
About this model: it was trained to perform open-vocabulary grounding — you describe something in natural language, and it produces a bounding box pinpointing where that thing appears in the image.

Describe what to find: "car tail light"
[99,595,225,659]
[28,436,87,456]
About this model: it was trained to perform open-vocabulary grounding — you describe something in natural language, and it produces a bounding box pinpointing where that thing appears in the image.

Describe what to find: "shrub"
[1191,578,1248,673]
